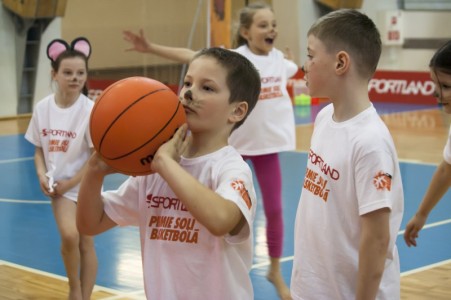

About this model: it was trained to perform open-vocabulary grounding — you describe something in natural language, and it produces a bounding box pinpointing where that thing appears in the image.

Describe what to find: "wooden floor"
[0,264,116,300]
[1,108,450,299]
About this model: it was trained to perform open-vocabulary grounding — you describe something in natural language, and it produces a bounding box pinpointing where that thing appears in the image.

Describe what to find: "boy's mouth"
[183,104,195,114]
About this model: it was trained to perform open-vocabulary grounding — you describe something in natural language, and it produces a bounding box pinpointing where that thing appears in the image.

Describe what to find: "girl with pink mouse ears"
[25,37,98,300]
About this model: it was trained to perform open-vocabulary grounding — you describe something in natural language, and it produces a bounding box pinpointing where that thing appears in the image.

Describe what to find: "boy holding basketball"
[77,47,261,299]
[290,9,404,300]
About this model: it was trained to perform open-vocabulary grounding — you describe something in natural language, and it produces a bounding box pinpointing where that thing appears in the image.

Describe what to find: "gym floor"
[0,102,450,299]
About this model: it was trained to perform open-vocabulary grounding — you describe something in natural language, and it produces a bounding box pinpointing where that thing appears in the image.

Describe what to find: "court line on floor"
[0,198,50,204]
[400,258,451,276]
[0,157,33,164]
[251,218,451,270]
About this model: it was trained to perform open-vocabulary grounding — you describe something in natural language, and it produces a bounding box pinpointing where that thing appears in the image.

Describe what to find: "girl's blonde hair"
[232,2,272,48]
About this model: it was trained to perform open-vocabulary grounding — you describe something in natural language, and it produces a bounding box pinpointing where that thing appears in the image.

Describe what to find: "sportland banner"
[368,70,436,105]
[89,69,437,105]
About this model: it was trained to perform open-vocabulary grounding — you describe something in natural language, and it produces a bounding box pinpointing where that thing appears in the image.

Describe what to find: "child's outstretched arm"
[77,152,117,236]
[123,29,196,64]
[404,160,451,247]
[151,125,245,236]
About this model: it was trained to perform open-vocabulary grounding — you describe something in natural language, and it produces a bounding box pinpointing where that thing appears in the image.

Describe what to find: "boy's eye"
[203,85,214,92]
[183,81,192,87]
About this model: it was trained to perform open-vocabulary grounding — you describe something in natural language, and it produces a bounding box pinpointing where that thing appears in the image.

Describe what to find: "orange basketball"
[90,76,186,176]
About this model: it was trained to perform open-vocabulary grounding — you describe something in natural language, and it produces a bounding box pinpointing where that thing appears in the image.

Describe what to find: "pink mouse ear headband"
[46,37,92,62]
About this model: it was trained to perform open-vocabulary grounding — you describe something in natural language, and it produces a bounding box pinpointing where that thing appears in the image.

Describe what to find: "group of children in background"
[25,1,451,299]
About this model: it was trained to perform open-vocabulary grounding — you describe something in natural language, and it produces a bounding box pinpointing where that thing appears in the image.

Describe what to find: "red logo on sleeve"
[373,171,392,191]
[231,180,252,209]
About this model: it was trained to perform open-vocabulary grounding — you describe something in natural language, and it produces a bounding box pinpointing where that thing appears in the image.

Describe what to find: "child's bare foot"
[267,270,292,300]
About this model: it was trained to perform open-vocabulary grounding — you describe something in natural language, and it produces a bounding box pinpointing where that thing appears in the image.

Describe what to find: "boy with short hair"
[77,47,261,299]
[291,9,404,300]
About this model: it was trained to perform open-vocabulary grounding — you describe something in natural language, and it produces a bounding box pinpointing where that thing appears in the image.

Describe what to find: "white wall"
[376,11,450,71]
[296,0,318,67]
[0,7,61,117]
[294,0,451,72]
[0,6,18,117]
[33,18,61,108]
[273,0,302,65]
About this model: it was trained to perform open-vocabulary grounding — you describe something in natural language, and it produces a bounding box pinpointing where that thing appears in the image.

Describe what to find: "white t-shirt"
[25,94,94,201]
[229,45,298,155]
[291,104,404,300]
[103,146,257,300]
[443,125,451,164]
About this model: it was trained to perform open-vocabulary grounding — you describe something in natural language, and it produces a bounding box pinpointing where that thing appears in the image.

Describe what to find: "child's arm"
[283,46,293,61]
[123,29,196,64]
[356,208,391,300]
[34,146,54,196]
[76,152,117,236]
[404,160,451,247]
[52,148,94,196]
[151,125,245,236]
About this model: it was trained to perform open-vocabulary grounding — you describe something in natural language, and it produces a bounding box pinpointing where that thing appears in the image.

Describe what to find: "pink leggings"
[243,153,283,258]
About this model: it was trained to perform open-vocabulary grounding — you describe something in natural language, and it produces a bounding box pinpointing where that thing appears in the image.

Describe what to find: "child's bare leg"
[79,235,97,300]
[51,197,82,300]
[267,257,292,300]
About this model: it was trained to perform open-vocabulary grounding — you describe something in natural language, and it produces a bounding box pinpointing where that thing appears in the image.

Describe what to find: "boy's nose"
[184,89,193,102]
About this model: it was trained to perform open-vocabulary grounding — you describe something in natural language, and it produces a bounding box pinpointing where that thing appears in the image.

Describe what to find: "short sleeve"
[214,161,256,243]
[24,108,42,147]
[355,150,397,215]
[285,58,298,78]
[103,176,141,226]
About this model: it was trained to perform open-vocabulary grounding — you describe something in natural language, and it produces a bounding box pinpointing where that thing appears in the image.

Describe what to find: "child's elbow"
[207,215,243,237]
[207,224,230,237]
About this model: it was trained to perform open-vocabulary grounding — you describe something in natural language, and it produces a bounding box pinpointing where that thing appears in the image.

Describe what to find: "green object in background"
[294,94,311,106]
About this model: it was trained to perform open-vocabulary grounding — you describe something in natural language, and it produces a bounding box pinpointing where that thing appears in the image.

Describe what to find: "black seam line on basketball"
[99,88,168,157]
[108,95,182,161]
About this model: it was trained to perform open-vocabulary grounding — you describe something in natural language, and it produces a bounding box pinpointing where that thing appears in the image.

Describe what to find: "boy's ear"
[229,101,248,123]
[335,51,349,75]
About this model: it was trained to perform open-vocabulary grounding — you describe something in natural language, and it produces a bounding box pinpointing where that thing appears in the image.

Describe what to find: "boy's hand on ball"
[88,152,116,175]
[151,124,190,172]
